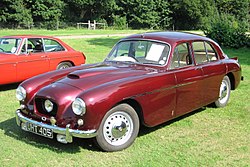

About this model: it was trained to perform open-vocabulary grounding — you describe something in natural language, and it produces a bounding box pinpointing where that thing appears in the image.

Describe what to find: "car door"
[170,42,204,116]
[0,54,17,84]
[17,38,49,81]
[192,41,226,104]
[0,38,21,84]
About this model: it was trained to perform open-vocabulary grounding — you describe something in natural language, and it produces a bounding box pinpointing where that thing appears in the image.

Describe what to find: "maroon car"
[15,32,242,151]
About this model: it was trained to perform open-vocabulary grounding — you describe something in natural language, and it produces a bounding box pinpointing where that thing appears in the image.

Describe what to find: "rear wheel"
[214,75,231,107]
[95,104,139,152]
[56,62,72,70]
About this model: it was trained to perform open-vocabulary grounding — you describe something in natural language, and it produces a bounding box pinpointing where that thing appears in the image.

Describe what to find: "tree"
[116,0,171,29]
[214,0,249,30]
[203,13,249,48]
[0,0,33,28]
[63,0,95,22]
[64,0,117,24]
[28,0,65,29]
[170,0,217,30]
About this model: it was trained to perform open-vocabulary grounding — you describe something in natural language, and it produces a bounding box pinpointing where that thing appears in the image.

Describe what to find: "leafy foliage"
[116,0,170,29]
[0,0,33,28]
[113,15,127,29]
[203,13,249,48]
[170,0,218,30]
[0,0,249,39]
[29,0,65,29]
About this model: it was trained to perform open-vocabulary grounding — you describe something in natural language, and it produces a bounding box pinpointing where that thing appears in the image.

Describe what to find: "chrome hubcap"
[112,121,127,138]
[60,65,69,69]
[103,111,133,146]
[219,80,229,104]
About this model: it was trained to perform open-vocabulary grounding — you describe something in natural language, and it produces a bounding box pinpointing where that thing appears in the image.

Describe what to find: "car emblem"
[41,117,47,121]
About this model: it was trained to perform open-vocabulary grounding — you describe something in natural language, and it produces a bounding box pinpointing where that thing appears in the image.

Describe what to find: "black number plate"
[21,122,53,139]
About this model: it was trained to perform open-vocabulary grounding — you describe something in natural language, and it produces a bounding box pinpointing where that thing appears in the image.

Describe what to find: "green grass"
[0,29,146,37]
[0,36,249,166]
[62,37,121,64]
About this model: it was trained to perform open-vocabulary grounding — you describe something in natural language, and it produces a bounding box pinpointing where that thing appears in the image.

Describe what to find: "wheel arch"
[59,60,75,66]
[117,99,145,126]
[226,72,235,90]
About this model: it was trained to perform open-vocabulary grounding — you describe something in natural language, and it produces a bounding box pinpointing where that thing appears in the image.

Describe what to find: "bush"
[202,13,249,48]
[113,15,127,29]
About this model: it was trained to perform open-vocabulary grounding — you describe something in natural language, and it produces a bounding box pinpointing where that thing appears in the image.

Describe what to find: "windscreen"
[106,40,170,66]
[0,38,21,54]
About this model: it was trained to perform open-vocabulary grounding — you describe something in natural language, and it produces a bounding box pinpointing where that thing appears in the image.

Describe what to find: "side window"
[25,38,43,53]
[170,43,193,69]
[21,38,43,54]
[27,40,35,52]
[44,39,65,52]
[192,41,208,64]
[205,42,217,61]
[193,41,217,64]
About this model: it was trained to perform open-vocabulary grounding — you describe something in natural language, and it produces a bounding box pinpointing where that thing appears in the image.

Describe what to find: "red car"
[15,32,242,151]
[0,35,85,85]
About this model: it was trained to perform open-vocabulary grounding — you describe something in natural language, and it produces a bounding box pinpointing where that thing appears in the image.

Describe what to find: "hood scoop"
[67,69,110,79]
[67,74,80,79]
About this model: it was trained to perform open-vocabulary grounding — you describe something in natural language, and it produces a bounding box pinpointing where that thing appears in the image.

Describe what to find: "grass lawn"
[0,35,249,166]
[0,29,146,37]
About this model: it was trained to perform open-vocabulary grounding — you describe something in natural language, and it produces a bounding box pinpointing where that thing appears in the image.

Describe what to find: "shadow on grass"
[138,107,206,137]
[1,107,207,152]
[0,83,20,91]
[0,117,100,153]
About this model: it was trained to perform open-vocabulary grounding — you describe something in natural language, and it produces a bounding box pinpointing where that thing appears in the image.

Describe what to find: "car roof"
[123,31,212,45]
[1,35,56,39]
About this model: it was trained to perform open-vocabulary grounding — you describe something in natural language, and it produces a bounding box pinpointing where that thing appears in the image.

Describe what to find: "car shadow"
[138,107,206,137]
[0,117,99,153]
[0,83,20,91]
[1,107,207,153]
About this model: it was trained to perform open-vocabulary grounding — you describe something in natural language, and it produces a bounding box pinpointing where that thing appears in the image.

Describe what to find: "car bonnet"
[56,63,157,91]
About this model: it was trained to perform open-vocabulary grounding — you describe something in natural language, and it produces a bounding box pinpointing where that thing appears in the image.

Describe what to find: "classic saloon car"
[15,32,242,151]
[0,35,85,85]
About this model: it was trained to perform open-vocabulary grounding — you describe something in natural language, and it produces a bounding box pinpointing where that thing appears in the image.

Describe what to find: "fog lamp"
[77,119,84,126]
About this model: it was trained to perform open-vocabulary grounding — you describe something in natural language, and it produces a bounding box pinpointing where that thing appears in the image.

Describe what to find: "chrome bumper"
[15,110,97,143]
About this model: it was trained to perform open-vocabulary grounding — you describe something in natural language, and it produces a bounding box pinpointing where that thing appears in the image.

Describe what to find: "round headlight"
[16,86,26,101]
[44,99,53,112]
[72,98,86,115]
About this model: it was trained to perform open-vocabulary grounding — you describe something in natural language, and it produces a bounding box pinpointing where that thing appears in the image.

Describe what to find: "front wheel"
[56,62,72,70]
[95,104,140,152]
[214,75,231,107]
